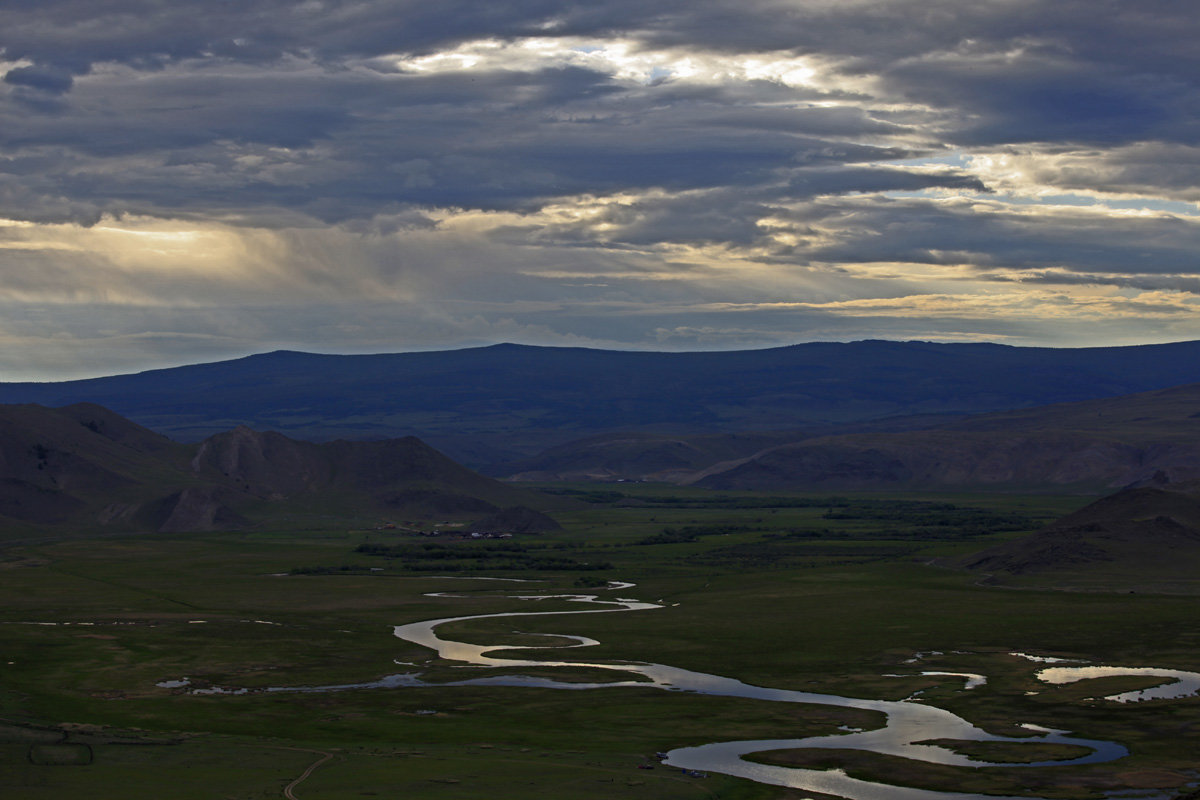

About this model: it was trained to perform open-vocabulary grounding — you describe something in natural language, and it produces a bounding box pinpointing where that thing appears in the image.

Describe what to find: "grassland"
[2,485,1199,799]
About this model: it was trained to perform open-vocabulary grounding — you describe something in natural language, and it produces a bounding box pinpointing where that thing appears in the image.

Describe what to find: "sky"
[2,1,1199,380]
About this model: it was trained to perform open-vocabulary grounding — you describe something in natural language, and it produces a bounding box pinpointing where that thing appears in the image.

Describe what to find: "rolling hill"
[690,383,1200,492]
[7,339,1200,467]
[0,404,556,536]
[505,382,1200,492]
[956,483,1200,593]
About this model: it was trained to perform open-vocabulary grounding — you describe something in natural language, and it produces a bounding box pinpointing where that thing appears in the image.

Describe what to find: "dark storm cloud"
[3,0,1197,223]
[3,64,74,94]
[3,0,1200,378]
[641,0,1200,151]
[5,1,1197,132]
[988,271,1200,295]
[0,53,920,225]
[805,196,1200,277]
[883,48,1200,148]
[0,1,541,67]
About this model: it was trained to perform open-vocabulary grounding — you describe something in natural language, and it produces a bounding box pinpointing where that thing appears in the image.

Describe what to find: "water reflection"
[1037,665,1200,703]
[177,585,1155,800]
[340,590,1130,799]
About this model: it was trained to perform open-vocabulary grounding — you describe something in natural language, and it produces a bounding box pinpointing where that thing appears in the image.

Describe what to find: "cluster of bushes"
[290,564,372,575]
[767,528,847,539]
[821,500,1034,526]
[358,541,525,557]
[540,488,626,504]
[635,524,759,545]
[538,488,860,509]
[636,495,852,509]
[354,541,610,572]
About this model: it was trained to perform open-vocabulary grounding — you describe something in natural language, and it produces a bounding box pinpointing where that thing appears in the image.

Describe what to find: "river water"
[177,583,1200,800]
[384,591,1129,800]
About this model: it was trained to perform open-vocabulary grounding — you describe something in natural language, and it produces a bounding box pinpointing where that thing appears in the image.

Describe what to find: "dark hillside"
[0,404,196,526]
[692,383,1200,492]
[0,404,559,535]
[194,426,545,511]
[6,340,1200,465]
[957,485,1200,593]
[499,430,811,482]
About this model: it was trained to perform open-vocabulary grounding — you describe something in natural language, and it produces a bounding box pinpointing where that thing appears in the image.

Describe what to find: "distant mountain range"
[512,382,1200,492]
[6,340,1200,468]
[0,403,555,535]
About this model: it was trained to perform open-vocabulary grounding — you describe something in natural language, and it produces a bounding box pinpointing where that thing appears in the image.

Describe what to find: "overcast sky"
[2,1,1199,379]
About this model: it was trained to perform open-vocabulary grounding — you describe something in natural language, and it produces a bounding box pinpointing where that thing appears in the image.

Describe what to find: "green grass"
[2,487,1198,799]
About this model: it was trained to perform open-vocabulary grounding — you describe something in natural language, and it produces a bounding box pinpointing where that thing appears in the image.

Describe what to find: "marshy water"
[173,583,1200,800]
[1034,665,1200,703]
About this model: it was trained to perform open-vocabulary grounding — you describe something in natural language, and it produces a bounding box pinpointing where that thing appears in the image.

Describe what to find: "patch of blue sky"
[647,66,673,82]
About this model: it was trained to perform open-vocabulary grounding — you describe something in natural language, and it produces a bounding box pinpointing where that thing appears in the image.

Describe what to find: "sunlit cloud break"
[1,1,1199,379]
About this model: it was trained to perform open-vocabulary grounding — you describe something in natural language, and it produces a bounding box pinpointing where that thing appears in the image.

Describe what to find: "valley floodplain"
[2,485,1198,799]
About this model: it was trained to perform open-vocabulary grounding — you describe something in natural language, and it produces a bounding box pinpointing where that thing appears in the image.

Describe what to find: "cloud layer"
[1,1,1199,378]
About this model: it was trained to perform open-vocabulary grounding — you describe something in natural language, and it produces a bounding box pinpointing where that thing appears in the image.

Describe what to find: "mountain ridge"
[6,339,1200,467]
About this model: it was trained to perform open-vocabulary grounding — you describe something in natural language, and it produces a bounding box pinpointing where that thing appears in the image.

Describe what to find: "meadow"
[2,486,1198,799]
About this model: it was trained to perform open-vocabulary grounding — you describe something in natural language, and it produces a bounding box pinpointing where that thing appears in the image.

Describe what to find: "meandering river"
[177,582,1200,800]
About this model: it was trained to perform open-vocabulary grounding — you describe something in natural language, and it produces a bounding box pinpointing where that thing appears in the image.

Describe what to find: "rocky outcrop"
[192,427,331,498]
